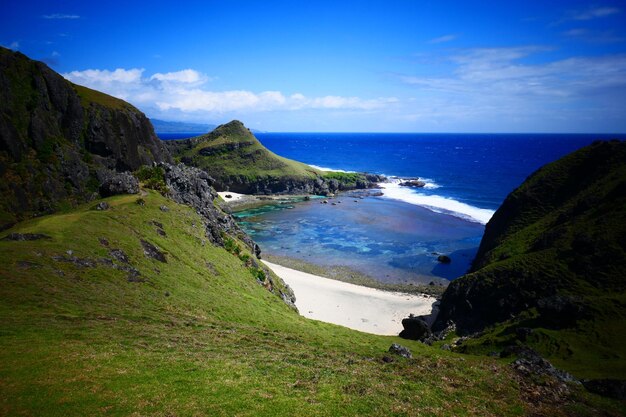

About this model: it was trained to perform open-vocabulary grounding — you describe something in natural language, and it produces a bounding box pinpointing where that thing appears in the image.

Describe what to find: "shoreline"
[263,260,436,336]
[262,253,447,297]
[217,191,315,211]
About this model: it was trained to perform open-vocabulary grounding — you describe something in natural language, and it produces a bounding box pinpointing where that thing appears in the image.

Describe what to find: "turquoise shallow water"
[163,132,626,283]
[235,193,484,284]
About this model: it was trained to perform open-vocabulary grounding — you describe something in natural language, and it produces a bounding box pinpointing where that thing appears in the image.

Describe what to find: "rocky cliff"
[165,120,384,195]
[432,140,626,381]
[434,140,626,334]
[0,47,171,228]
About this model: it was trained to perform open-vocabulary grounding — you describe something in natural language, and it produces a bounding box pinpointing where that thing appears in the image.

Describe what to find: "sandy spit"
[263,261,435,336]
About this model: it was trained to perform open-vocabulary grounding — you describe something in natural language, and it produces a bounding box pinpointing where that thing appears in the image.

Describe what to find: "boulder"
[94,202,110,211]
[98,171,139,196]
[582,379,626,400]
[505,345,577,383]
[399,315,432,341]
[388,343,412,359]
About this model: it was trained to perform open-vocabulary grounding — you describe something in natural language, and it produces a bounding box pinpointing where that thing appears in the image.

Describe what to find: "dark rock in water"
[388,343,412,359]
[94,202,110,211]
[399,315,432,341]
[399,179,426,188]
[582,379,626,400]
[140,239,167,263]
[98,171,139,196]
[437,255,451,264]
[225,194,232,199]
[2,233,51,241]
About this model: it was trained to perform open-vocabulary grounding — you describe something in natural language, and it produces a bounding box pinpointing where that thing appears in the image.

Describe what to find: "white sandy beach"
[217,191,247,202]
[263,261,435,336]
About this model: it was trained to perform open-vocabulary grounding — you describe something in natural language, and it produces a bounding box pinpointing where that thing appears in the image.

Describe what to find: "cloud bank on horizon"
[2,1,625,132]
[63,68,397,115]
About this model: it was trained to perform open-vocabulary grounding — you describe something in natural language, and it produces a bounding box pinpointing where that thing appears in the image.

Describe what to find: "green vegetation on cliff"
[165,121,381,194]
[435,140,626,380]
[0,47,170,229]
[167,120,323,180]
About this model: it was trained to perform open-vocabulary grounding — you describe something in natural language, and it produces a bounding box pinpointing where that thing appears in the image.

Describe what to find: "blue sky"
[2,1,626,132]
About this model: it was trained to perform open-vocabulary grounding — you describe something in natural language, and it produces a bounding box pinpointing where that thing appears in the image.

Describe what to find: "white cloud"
[401,47,626,97]
[571,6,620,20]
[150,69,206,84]
[65,68,144,84]
[428,34,456,44]
[397,47,626,130]
[62,68,396,116]
[42,14,80,19]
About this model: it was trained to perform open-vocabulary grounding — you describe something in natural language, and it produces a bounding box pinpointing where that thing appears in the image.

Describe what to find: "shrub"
[135,166,167,194]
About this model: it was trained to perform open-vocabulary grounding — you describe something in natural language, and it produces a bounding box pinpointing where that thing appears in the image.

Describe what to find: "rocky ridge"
[0,46,171,228]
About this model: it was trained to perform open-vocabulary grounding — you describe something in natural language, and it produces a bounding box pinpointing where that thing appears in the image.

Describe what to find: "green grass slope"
[166,121,322,182]
[3,190,618,416]
[165,121,379,194]
[434,140,626,380]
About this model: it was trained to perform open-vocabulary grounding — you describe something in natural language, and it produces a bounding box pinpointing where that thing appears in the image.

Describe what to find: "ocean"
[160,132,625,284]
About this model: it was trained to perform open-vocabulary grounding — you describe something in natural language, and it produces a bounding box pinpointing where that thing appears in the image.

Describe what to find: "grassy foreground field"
[0,191,622,416]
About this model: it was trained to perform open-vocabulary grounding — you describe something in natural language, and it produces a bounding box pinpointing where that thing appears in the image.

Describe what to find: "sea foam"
[309,164,356,173]
[379,180,494,225]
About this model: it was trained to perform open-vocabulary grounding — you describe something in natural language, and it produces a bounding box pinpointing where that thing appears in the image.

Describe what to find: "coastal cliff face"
[165,120,383,195]
[0,47,171,228]
[433,140,626,378]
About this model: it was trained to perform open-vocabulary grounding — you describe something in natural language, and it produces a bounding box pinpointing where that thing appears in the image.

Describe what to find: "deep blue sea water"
[160,132,626,283]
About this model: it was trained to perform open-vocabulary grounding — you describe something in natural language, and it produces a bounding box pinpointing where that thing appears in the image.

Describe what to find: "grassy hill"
[3,190,622,416]
[434,140,626,381]
[165,121,380,194]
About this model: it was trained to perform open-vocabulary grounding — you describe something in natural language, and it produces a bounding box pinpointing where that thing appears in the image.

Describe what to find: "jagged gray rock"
[160,162,257,253]
[140,239,167,263]
[98,171,139,196]
[2,233,51,241]
[388,343,412,359]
